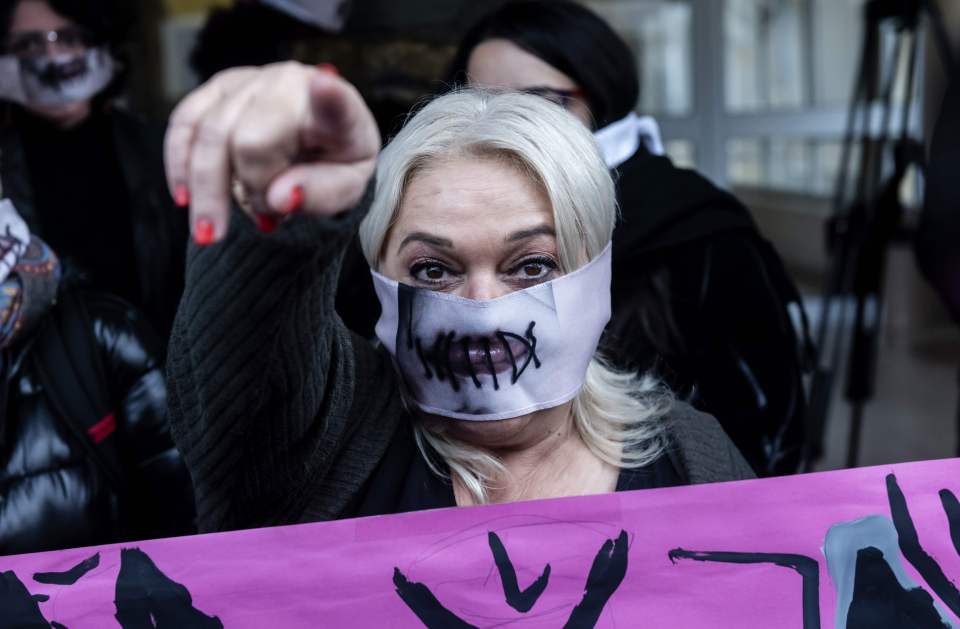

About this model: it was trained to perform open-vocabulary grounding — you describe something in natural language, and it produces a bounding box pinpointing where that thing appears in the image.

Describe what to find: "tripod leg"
[847,402,866,468]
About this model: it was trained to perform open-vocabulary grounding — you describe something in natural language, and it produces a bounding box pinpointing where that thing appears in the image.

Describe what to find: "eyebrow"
[506,225,556,242]
[398,232,454,252]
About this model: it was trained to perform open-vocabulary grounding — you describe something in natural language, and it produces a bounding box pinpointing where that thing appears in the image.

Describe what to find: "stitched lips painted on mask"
[0,47,114,107]
[371,245,612,421]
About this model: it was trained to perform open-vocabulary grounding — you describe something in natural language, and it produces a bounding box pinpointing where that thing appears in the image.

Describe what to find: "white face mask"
[371,245,612,421]
[0,47,114,107]
[593,112,665,169]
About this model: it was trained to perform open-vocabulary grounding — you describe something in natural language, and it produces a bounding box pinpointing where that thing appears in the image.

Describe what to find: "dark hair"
[0,0,134,46]
[189,4,315,82]
[447,0,639,129]
[0,0,135,98]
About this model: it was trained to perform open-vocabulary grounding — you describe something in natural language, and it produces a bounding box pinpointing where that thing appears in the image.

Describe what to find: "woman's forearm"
[166,189,371,531]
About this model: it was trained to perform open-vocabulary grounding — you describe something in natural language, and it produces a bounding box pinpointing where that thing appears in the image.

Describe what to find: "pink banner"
[3,458,960,628]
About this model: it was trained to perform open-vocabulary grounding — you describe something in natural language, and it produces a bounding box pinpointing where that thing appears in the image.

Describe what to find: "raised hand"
[164,62,381,244]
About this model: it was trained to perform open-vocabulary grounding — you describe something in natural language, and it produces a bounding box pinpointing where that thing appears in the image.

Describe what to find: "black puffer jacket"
[0,292,194,555]
[606,149,809,476]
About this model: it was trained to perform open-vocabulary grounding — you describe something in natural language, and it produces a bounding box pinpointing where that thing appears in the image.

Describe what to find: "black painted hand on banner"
[938,489,960,556]
[392,567,479,629]
[0,571,48,629]
[887,474,960,620]
[33,553,100,585]
[394,530,629,628]
[488,531,551,612]
[564,530,629,629]
[114,548,223,629]
[846,547,948,629]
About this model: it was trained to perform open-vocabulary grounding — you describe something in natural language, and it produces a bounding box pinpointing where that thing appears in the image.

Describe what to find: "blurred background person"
[189,0,319,83]
[437,0,811,476]
[0,198,193,555]
[0,0,187,340]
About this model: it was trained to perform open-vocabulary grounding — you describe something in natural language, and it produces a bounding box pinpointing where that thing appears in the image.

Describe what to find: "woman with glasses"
[446,1,812,477]
[0,0,187,339]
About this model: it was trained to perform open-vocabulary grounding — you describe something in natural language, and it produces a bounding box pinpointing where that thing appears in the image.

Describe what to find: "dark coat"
[0,107,188,340]
[0,292,194,555]
[167,189,753,534]
[606,149,809,476]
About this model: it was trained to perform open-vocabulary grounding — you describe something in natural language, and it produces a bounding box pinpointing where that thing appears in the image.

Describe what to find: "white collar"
[593,112,665,169]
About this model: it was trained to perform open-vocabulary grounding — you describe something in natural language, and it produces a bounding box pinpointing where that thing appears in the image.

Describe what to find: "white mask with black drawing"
[371,244,612,421]
[0,46,114,107]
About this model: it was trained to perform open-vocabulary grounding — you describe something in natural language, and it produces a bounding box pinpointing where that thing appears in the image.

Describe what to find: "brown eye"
[511,257,556,282]
[410,261,453,285]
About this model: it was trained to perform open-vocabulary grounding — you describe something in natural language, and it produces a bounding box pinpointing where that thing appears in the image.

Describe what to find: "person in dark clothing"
[164,64,752,533]
[918,62,960,453]
[0,0,187,338]
[189,1,317,83]
[439,0,810,476]
[0,200,194,554]
[918,64,960,323]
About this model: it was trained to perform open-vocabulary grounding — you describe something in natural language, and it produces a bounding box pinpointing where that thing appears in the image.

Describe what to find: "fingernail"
[281,185,305,214]
[316,63,339,76]
[194,218,214,245]
[255,213,278,233]
[174,184,190,208]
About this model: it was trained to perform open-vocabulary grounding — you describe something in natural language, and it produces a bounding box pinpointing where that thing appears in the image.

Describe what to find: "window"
[580,0,918,201]
[583,0,695,166]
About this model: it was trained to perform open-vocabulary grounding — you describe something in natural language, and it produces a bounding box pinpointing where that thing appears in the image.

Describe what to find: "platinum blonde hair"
[358,89,671,503]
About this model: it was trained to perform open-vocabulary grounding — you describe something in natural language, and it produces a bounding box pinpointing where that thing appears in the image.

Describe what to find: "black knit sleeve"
[166,185,404,532]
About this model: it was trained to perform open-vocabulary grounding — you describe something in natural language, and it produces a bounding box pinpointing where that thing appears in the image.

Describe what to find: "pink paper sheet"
[3,458,960,628]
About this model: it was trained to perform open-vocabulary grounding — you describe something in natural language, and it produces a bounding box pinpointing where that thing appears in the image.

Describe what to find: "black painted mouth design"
[27,57,88,89]
[410,321,542,391]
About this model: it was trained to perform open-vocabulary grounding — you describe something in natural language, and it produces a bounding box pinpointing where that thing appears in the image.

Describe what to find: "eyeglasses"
[519,86,586,108]
[4,27,93,59]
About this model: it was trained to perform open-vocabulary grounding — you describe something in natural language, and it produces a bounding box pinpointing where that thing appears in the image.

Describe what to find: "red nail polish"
[316,63,339,76]
[255,213,278,233]
[174,184,190,208]
[282,185,305,214]
[194,219,214,245]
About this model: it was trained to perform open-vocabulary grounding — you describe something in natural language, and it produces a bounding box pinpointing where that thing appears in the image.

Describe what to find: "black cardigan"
[166,188,754,533]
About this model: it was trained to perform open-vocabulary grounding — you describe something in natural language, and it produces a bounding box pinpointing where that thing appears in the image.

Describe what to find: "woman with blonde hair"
[164,63,752,530]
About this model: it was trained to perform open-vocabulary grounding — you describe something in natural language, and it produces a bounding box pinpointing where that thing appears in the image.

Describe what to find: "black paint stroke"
[564,530,630,629]
[415,338,434,379]
[32,594,49,602]
[33,552,100,585]
[667,548,820,629]
[480,338,499,390]
[846,547,949,629]
[487,531,551,613]
[498,322,542,385]
[50,623,68,629]
[938,489,960,557]
[29,56,88,89]
[0,570,49,629]
[887,473,960,619]
[114,548,223,629]
[393,567,478,629]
